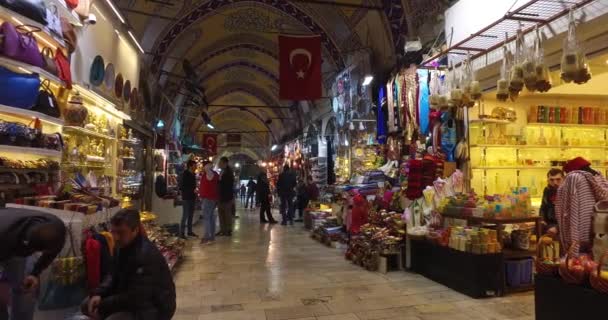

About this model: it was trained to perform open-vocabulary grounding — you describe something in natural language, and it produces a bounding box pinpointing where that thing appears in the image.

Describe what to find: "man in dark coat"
[217,157,235,236]
[245,178,256,210]
[277,164,297,225]
[179,160,198,239]
[83,209,176,320]
[0,208,66,320]
[257,173,277,224]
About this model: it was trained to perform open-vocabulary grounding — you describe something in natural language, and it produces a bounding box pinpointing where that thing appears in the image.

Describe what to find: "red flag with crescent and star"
[202,134,217,155]
[278,35,322,100]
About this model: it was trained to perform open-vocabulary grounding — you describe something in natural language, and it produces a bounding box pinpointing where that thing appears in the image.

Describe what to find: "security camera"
[85,14,97,25]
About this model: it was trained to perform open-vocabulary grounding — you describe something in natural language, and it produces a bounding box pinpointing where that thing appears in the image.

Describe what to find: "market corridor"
[171,207,534,320]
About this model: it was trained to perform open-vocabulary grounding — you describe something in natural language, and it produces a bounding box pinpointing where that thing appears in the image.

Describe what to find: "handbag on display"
[0,0,47,25]
[45,3,63,38]
[0,65,40,109]
[39,222,87,310]
[54,48,72,89]
[41,47,57,75]
[33,79,61,118]
[60,17,77,53]
[0,22,44,67]
[64,92,88,126]
[43,132,63,151]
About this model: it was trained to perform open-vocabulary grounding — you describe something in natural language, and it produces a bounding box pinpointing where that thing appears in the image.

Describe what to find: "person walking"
[199,160,219,244]
[217,157,235,237]
[239,184,246,203]
[277,164,297,225]
[257,172,277,224]
[295,179,308,222]
[179,160,198,239]
[82,209,176,320]
[245,177,256,209]
[0,208,67,320]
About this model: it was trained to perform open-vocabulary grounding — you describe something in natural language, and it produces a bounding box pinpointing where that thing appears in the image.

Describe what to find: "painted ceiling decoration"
[196,43,278,68]
[151,0,346,71]
[199,60,279,84]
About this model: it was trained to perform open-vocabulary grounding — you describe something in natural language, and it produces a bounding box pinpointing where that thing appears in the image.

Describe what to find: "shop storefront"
[0,0,183,314]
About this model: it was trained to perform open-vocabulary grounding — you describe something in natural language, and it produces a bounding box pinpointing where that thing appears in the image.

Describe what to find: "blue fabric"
[377,87,387,144]
[0,66,40,109]
[0,257,36,319]
[280,195,295,224]
[201,199,217,241]
[418,70,430,135]
[180,199,196,236]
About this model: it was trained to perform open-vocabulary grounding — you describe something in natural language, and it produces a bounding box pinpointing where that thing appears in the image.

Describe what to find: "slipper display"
[104,63,115,90]
[123,80,131,102]
[89,55,105,86]
[114,73,124,99]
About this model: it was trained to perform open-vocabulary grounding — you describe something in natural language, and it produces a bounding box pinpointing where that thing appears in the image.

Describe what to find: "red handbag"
[54,49,72,89]
[66,0,79,9]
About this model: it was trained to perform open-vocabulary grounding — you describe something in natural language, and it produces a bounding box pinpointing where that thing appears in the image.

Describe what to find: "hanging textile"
[327,136,336,185]
[377,87,387,144]
[386,80,395,133]
[418,69,430,135]
[394,75,401,131]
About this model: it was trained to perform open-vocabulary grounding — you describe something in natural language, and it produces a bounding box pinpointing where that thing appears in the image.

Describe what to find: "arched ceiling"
[120,0,411,157]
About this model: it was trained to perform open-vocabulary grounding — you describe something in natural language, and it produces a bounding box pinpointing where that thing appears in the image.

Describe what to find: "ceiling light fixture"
[362,75,374,86]
[271,144,278,151]
[128,30,144,54]
[156,120,165,128]
[206,123,215,129]
[105,0,125,24]
[235,163,240,168]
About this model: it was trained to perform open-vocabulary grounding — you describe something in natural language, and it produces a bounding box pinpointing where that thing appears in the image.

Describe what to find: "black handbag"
[33,79,61,118]
[0,0,48,25]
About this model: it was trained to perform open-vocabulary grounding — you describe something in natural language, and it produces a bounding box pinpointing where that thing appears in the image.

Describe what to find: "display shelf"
[0,56,64,86]
[0,104,64,126]
[122,156,136,160]
[471,144,607,149]
[527,122,608,128]
[63,126,116,140]
[0,145,61,157]
[46,0,82,26]
[470,119,514,125]
[0,7,68,49]
[120,139,141,145]
[73,84,131,121]
[474,165,608,170]
[63,162,111,169]
[0,167,56,173]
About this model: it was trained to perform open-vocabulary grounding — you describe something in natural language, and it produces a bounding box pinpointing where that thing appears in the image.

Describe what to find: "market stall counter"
[535,274,608,320]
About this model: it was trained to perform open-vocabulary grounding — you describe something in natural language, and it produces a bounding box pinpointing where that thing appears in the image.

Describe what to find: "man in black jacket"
[83,209,176,320]
[257,172,277,224]
[179,160,198,239]
[0,208,66,320]
[277,164,297,225]
[217,157,235,236]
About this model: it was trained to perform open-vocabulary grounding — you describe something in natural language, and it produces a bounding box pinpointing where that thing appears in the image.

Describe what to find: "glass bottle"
[561,107,569,124]
[572,106,579,125]
[555,107,561,124]
[549,107,555,123]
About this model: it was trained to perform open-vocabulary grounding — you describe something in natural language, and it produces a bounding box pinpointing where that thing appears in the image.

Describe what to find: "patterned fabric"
[387,80,395,132]
[556,171,608,255]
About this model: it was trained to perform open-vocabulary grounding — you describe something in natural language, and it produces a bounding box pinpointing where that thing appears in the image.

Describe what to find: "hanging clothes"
[377,88,388,144]
[386,80,395,133]
[393,76,401,131]
[327,136,336,185]
[418,70,430,135]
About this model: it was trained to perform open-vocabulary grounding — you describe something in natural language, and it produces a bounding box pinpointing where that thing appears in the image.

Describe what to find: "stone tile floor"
[173,206,534,320]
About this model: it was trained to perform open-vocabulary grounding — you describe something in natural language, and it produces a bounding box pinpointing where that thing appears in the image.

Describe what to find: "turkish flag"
[203,134,217,155]
[279,35,322,100]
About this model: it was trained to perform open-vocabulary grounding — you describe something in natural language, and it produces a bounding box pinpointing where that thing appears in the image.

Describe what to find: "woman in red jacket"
[199,160,219,244]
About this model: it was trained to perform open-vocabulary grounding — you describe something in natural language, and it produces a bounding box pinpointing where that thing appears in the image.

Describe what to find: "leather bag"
[41,47,57,75]
[0,22,44,67]
[0,65,40,109]
[60,17,77,53]
[0,0,47,25]
[33,79,61,118]
[64,91,88,126]
[54,48,72,89]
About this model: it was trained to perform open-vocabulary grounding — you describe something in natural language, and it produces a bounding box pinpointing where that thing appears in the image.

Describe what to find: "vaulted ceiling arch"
[151,0,346,71]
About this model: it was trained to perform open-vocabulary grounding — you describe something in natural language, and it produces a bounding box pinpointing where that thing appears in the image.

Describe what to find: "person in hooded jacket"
[257,172,277,224]
[0,208,66,320]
